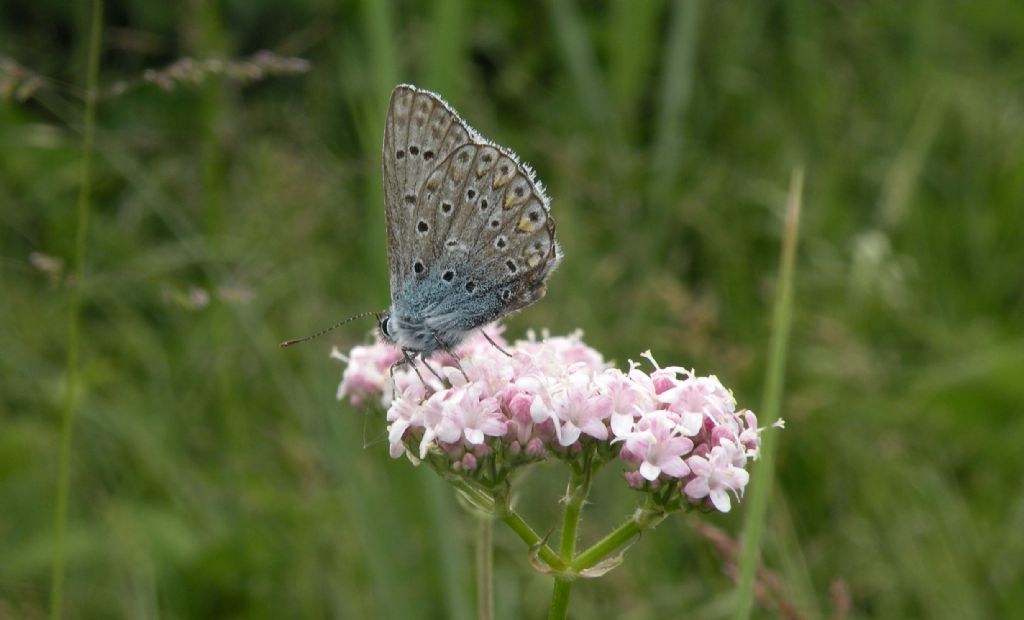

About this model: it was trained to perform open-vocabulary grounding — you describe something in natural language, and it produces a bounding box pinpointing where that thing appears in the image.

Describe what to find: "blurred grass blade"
[878,91,944,230]
[362,0,399,111]
[50,1,103,618]
[649,0,702,204]
[353,0,400,287]
[607,0,662,139]
[543,0,609,129]
[426,0,465,99]
[732,167,803,620]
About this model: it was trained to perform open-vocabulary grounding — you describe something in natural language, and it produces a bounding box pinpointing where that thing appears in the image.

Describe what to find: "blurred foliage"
[2,0,1024,618]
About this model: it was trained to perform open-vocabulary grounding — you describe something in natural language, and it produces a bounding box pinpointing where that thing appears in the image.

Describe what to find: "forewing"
[383,85,474,297]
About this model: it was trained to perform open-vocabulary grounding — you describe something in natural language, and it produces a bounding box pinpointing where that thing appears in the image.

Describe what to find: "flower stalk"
[547,578,574,620]
[559,464,592,563]
[570,501,666,573]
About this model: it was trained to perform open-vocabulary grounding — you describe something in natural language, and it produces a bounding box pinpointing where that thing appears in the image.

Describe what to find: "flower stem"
[570,503,666,572]
[50,2,102,618]
[499,508,563,570]
[547,466,593,619]
[445,476,563,569]
[559,469,590,562]
[571,519,639,573]
[547,578,574,620]
[476,517,494,620]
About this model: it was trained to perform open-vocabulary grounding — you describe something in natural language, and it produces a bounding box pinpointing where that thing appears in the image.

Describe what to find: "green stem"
[51,2,103,619]
[547,466,593,619]
[559,469,591,562]
[571,520,638,573]
[547,578,574,620]
[499,508,563,570]
[570,503,666,572]
[447,477,495,512]
[732,168,803,620]
[445,476,563,570]
[476,517,494,620]
[495,506,561,569]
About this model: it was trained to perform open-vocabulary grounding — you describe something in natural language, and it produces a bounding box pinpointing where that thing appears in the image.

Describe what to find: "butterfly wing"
[383,85,475,297]
[383,85,561,351]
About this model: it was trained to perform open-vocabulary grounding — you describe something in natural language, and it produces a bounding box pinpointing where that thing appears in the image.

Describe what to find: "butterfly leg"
[481,329,513,358]
[418,353,449,386]
[388,354,409,400]
[392,349,430,391]
[432,334,469,382]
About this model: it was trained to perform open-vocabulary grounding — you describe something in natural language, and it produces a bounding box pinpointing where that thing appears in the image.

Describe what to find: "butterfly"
[377,84,562,368]
[281,85,562,375]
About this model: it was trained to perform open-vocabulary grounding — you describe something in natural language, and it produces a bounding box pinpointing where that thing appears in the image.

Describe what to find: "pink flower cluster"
[332,326,766,513]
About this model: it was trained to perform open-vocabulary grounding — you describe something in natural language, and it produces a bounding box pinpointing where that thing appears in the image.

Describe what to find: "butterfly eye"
[379,316,392,338]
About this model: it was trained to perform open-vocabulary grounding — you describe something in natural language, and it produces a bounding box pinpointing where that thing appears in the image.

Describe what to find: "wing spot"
[396,149,405,159]
[529,211,540,221]
[445,239,458,249]
[423,150,434,161]
[442,270,455,282]
[417,220,429,233]
[404,194,416,205]
[465,281,476,293]
[467,188,477,200]
[506,260,517,273]
[414,261,425,274]
[409,145,420,156]
[495,236,507,249]
[458,151,470,163]
[514,187,525,197]
[490,219,500,228]
[441,202,453,214]
[500,164,509,174]
[500,289,512,301]
[482,153,493,163]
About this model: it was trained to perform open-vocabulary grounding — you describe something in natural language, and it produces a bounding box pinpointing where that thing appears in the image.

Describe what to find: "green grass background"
[3,0,1024,618]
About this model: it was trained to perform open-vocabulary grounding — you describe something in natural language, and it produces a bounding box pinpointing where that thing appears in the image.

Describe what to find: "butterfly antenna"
[280,310,380,348]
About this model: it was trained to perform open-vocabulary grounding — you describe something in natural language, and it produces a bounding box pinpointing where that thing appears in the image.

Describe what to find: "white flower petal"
[639,461,661,481]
